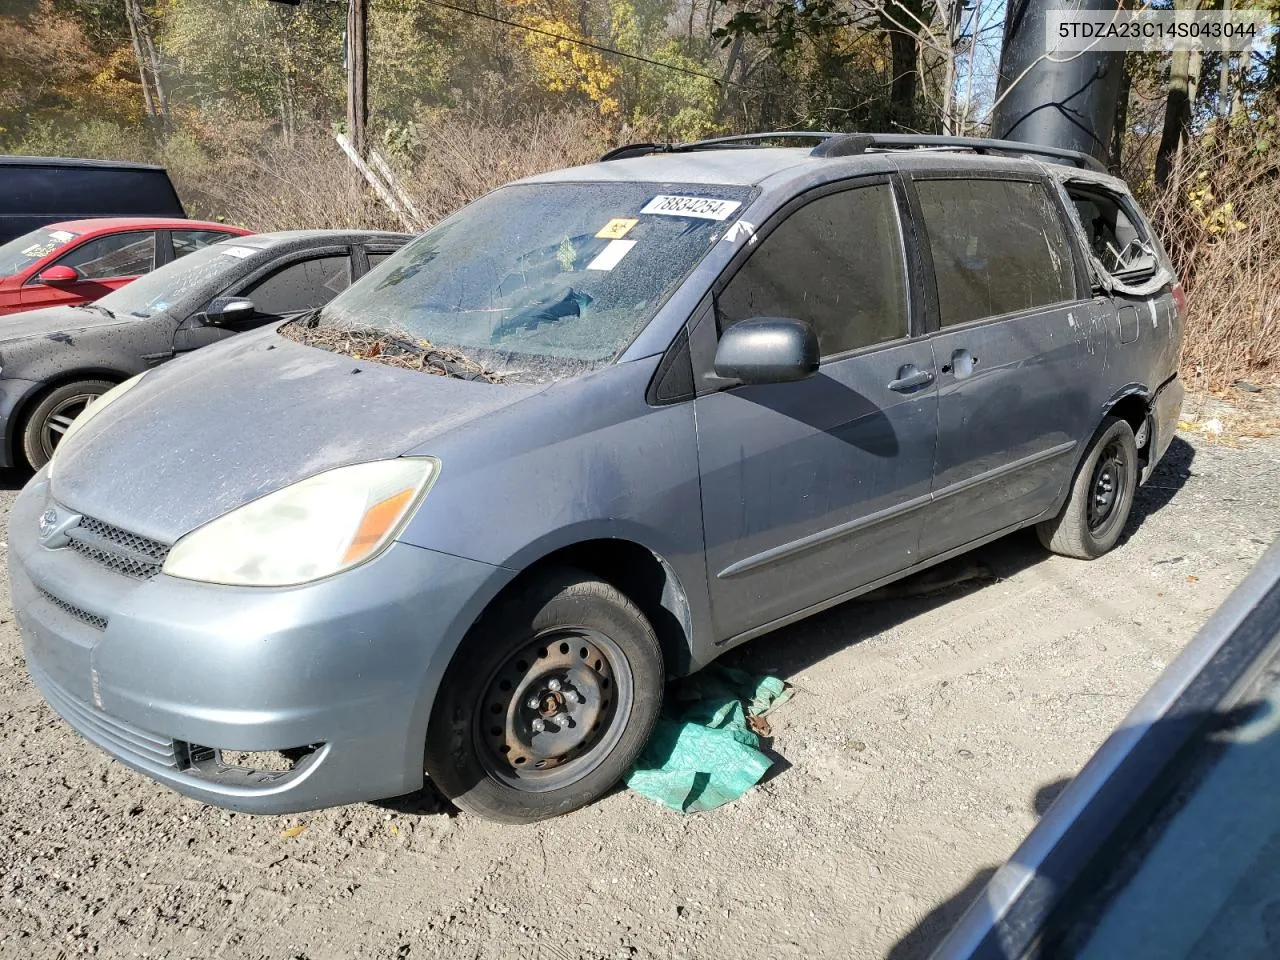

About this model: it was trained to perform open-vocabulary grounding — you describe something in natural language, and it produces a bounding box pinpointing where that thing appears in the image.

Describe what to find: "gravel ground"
[1,428,1278,960]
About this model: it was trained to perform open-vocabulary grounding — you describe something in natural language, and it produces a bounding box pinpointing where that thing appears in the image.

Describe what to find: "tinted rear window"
[0,165,184,219]
[917,178,1076,327]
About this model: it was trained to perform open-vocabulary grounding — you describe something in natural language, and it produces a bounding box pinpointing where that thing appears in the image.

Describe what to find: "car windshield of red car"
[0,227,83,277]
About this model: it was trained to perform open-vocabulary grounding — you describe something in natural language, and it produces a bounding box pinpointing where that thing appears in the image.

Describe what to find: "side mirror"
[204,297,257,326]
[713,316,819,385]
[36,265,80,285]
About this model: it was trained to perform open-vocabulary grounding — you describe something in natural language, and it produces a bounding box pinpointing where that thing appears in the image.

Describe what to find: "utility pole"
[347,0,368,158]
[993,0,1124,163]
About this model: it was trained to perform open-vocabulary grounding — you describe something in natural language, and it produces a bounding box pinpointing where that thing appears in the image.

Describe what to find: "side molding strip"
[717,439,1078,581]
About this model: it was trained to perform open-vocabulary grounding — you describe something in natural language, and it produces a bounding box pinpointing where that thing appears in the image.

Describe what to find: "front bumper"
[10,473,506,814]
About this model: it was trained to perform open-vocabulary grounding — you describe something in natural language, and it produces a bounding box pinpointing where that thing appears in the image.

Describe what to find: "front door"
[173,251,354,353]
[694,179,939,641]
[909,175,1096,558]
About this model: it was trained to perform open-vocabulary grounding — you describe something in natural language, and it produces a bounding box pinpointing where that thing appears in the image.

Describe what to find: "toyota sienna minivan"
[11,133,1186,823]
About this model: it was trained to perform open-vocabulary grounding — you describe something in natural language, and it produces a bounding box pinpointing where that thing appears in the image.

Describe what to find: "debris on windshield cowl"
[281,318,505,383]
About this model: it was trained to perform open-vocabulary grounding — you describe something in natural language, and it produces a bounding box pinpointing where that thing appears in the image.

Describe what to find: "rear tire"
[424,568,664,824]
[1036,416,1138,559]
[21,379,115,470]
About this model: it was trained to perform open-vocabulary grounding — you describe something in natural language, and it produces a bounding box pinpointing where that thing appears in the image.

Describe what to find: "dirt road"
[2,431,1277,960]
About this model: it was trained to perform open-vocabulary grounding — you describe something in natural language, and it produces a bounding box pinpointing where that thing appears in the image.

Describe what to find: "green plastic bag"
[625,665,793,813]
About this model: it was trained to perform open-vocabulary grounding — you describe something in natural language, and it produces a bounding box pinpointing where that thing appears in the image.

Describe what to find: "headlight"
[49,373,145,479]
[162,458,438,586]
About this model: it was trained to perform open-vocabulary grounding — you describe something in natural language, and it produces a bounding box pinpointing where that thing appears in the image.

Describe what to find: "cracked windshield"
[312,181,752,381]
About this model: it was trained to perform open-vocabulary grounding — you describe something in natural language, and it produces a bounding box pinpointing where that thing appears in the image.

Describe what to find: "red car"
[0,217,251,317]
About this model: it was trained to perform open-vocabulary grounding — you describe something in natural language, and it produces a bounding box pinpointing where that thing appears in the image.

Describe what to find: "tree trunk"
[1155,0,1202,187]
[959,0,981,135]
[139,10,168,126]
[1110,56,1130,173]
[714,32,744,125]
[889,27,918,129]
[124,0,157,121]
[882,0,923,131]
[940,0,959,135]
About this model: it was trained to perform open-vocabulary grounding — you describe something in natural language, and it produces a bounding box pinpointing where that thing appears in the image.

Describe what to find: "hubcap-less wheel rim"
[475,628,633,792]
[41,392,102,461]
[1088,438,1128,533]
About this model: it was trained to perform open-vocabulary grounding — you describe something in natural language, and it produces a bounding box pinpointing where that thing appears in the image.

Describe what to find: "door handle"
[946,348,978,378]
[887,365,935,392]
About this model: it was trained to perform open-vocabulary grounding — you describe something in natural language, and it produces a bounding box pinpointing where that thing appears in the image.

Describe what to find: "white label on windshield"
[219,245,255,259]
[48,230,76,242]
[641,195,741,221]
[586,239,636,272]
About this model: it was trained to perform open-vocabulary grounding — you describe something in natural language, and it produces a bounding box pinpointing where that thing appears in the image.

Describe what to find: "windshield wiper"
[73,303,116,319]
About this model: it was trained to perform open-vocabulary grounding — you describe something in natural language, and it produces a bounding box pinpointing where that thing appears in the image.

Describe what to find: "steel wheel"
[425,568,664,823]
[39,390,101,461]
[474,627,633,792]
[1087,437,1128,533]
[1036,416,1138,560]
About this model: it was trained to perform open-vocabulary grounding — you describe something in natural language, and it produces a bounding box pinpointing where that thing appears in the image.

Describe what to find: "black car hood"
[0,305,131,347]
[50,328,542,543]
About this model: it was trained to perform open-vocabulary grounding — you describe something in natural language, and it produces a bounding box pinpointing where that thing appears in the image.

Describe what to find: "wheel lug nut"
[531,718,546,733]
[564,689,580,704]
[527,696,541,710]
[547,678,562,692]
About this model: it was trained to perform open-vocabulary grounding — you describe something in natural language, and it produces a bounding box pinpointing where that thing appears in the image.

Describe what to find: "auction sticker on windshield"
[586,239,637,271]
[596,218,638,239]
[640,195,741,220]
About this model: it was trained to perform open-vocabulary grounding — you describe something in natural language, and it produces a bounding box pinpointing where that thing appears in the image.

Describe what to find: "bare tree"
[1155,0,1202,187]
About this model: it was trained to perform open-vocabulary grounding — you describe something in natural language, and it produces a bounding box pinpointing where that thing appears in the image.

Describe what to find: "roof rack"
[599,130,1108,173]
[815,132,1108,172]
[598,131,836,162]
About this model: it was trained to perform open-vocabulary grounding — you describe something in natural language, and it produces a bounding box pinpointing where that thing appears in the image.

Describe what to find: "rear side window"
[55,231,156,280]
[916,179,1075,327]
[717,183,909,357]
[1068,187,1157,281]
[242,255,352,317]
[173,230,232,258]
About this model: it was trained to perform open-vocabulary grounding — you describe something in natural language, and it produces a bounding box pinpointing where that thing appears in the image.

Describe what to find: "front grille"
[65,516,170,580]
[29,661,179,770]
[37,586,108,631]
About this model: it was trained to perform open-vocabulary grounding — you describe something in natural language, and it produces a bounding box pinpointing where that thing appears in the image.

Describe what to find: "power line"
[416,0,749,88]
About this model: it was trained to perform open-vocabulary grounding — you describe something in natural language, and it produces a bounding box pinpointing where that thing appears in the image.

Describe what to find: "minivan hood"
[0,304,127,345]
[50,330,543,543]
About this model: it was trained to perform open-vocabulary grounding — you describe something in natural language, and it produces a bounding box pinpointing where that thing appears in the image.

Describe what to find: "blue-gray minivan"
[10,133,1186,823]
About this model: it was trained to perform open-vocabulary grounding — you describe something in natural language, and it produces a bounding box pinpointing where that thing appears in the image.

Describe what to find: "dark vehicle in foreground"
[12,133,1186,823]
[0,156,186,245]
[0,229,410,468]
[931,538,1280,960]
[0,217,250,316]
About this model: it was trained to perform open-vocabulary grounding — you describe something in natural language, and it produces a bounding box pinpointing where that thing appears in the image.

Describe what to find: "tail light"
[1171,281,1187,319]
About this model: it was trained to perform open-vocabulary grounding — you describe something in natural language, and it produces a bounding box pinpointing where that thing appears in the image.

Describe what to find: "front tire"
[424,568,664,824]
[1037,416,1139,559]
[21,379,115,470]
